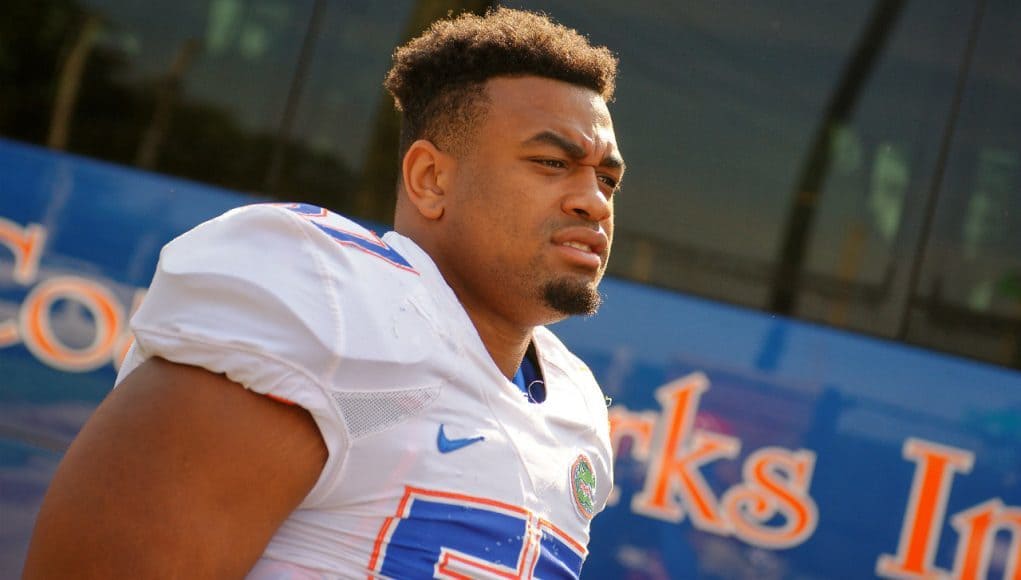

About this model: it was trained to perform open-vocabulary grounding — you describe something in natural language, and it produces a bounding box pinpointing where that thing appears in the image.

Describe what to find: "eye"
[598,174,619,191]
[533,158,567,170]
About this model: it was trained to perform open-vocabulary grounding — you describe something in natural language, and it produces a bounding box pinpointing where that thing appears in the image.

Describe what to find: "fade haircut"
[384,7,618,158]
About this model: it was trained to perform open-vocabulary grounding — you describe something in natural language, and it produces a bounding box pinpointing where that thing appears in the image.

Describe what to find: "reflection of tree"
[265,0,325,196]
[2,0,512,215]
[48,13,101,150]
[135,39,201,169]
[1,0,94,144]
[769,0,906,314]
[0,0,355,209]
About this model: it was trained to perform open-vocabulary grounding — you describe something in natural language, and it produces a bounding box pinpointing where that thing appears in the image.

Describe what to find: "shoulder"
[263,203,419,275]
[163,203,417,277]
[157,202,422,317]
[128,203,429,386]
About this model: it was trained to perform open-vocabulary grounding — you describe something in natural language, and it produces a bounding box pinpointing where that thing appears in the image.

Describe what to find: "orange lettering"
[721,447,818,549]
[0,218,47,347]
[608,407,657,460]
[876,438,974,579]
[631,373,740,533]
[0,318,17,348]
[19,276,125,372]
[951,499,1021,580]
[0,218,46,285]
[607,406,658,506]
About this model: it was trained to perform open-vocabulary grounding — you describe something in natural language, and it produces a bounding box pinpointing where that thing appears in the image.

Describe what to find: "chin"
[542,278,603,317]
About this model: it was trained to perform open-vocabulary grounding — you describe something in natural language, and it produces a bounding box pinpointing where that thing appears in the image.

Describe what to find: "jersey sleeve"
[118,204,349,501]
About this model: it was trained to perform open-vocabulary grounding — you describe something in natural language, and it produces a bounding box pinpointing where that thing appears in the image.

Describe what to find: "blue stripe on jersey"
[378,495,584,578]
[382,500,525,576]
[536,527,586,578]
[307,221,415,270]
[276,203,415,271]
[278,202,328,217]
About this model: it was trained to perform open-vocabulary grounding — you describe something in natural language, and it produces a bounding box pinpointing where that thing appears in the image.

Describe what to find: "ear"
[401,139,452,221]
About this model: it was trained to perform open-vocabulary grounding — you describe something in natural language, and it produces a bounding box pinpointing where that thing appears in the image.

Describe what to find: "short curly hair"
[384,7,618,157]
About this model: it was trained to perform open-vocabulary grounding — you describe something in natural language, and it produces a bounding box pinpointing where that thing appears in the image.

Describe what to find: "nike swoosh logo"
[437,424,485,454]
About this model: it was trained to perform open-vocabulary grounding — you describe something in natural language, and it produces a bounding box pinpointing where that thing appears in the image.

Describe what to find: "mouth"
[551,227,609,271]
[561,240,595,253]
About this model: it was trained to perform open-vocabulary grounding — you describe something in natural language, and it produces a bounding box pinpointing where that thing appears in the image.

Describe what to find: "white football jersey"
[117,203,614,579]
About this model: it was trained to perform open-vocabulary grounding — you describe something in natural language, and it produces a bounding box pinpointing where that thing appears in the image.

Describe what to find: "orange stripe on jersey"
[539,518,588,555]
[367,516,399,576]
[264,393,296,406]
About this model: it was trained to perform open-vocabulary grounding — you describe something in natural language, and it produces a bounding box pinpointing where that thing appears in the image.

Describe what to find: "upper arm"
[23,357,328,579]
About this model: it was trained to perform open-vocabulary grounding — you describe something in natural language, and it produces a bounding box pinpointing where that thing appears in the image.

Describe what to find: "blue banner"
[2,139,1020,578]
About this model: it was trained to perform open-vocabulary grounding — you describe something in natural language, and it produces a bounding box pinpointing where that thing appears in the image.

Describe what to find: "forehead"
[480,76,618,150]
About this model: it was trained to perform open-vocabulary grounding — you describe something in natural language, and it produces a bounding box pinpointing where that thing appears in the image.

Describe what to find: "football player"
[25,7,624,578]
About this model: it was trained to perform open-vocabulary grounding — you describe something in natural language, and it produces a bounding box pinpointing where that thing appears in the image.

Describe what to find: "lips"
[551,226,609,268]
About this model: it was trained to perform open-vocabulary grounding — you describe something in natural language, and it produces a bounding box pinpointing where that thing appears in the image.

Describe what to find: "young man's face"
[436,75,624,328]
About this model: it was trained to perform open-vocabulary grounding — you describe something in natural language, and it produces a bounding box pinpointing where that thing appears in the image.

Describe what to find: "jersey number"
[370,487,586,579]
[276,203,417,273]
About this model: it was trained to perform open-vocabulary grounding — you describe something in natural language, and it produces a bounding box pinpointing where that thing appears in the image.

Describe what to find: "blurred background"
[5,0,1021,363]
[2,0,1020,578]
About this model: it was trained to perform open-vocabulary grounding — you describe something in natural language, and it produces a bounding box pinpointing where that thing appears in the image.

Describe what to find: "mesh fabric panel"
[331,387,440,439]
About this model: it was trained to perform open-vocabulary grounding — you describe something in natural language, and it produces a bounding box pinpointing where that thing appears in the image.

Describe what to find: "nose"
[563,169,612,223]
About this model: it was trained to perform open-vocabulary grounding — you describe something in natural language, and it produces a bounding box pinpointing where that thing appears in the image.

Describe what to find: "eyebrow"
[523,130,626,172]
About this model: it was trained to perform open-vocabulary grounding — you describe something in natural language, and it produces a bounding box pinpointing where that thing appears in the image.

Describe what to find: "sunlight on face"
[434,76,624,328]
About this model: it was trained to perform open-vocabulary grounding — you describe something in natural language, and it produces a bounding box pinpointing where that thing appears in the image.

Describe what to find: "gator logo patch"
[570,454,597,520]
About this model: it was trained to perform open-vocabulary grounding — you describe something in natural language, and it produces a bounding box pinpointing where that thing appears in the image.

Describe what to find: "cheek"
[459,202,522,257]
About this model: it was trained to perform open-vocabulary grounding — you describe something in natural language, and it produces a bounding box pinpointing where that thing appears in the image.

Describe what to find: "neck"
[460,301,533,380]
[398,225,540,379]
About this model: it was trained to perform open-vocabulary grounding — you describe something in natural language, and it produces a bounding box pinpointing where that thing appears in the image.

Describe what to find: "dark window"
[507,1,1021,369]
[6,0,1021,369]
[2,0,317,194]
[280,0,492,220]
[272,1,417,215]
[905,0,1021,368]
[0,0,487,213]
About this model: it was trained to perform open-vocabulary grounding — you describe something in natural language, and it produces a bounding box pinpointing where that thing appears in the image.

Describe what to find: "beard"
[542,277,603,316]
